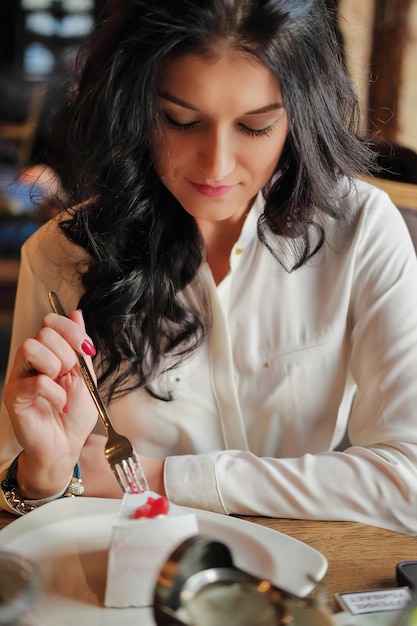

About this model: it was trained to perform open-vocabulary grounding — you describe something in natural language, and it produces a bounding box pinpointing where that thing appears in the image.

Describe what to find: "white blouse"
[1,177,417,534]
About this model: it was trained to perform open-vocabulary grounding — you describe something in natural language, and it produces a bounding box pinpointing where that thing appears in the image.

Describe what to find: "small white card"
[335,587,412,626]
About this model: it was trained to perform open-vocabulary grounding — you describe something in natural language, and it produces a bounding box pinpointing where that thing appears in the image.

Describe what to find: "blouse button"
[235,247,244,255]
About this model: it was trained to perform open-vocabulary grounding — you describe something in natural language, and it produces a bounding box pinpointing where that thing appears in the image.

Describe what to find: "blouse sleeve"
[0,221,84,511]
[0,239,49,511]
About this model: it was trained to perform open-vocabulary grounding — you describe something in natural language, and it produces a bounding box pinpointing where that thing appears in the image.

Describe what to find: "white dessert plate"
[0,497,327,626]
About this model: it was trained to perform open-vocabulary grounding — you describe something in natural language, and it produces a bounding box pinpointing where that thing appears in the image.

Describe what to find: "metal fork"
[48,291,149,494]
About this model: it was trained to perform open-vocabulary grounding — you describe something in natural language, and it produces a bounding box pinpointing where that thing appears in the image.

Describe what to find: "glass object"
[395,590,417,626]
[0,551,40,625]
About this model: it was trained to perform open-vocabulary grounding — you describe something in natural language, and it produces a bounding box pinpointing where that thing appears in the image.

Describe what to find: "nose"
[197,127,236,181]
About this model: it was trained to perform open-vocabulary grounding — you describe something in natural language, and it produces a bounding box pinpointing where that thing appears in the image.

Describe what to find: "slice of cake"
[105,491,199,608]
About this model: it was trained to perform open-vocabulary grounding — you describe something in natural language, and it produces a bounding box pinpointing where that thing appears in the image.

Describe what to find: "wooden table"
[245,516,417,610]
[0,507,415,612]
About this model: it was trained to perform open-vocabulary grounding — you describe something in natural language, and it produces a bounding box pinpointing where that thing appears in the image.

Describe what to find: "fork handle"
[75,355,113,431]
[48,291,112,432]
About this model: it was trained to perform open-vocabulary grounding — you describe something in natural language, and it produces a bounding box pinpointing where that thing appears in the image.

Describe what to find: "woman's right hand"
[2,309,98,499]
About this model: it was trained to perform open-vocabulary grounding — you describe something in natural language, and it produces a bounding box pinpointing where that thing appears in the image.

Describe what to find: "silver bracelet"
[1,453,84,515]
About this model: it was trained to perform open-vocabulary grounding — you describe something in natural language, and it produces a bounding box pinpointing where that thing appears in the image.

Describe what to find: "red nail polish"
[62,403,68,413]
[81,340,96,356]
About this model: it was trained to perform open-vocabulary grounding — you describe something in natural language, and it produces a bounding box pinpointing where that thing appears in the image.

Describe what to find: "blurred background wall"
[339,0,417,154]
[0,0,107,165]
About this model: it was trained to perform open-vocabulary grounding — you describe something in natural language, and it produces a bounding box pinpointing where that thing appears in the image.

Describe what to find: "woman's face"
[154,49,288,230]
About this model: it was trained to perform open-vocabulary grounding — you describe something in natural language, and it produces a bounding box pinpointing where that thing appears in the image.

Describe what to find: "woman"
[1,0,417,533]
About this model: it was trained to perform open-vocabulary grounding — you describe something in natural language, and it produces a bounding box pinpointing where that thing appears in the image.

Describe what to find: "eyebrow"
[158,92,283,115]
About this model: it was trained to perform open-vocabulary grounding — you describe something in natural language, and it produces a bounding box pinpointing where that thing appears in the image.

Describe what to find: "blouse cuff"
[164,451,226,513]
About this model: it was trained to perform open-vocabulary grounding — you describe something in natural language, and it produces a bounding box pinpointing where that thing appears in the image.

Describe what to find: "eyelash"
[163,113,274,138]
[239,125,274,138]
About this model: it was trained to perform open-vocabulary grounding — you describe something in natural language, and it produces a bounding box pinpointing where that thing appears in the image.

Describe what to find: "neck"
[197,212,248,285]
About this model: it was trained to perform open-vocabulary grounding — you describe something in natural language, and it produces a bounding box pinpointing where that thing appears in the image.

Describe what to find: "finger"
[3,371,67,417]
[17,325,83,379]
[37,326,82,375]
[41,312,96,357]
[59,369,98,431]
[10,336,66,380]
[68,309,86,331]
[68,310,96,356]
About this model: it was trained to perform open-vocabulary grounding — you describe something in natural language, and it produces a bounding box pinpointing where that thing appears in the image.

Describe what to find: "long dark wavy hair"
[46,0,372,401]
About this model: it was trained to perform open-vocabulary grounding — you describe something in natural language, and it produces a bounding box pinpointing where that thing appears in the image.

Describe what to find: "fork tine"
[120,455,148,494]
[112,454,148,494]
[125,454,149,493]
[112,465,131,493]
[114,464,134,493]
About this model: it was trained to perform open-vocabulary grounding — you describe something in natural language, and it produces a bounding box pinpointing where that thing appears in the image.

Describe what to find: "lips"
[189,181,237,198]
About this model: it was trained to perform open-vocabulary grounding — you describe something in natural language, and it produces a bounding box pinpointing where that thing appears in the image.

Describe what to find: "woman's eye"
[162,111,275,137]
[163,112,197,131]
[239,124,275,138]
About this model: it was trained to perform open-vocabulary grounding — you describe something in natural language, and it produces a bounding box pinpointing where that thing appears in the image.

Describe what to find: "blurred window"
[22,0,94,10]
[24,42,55,76]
